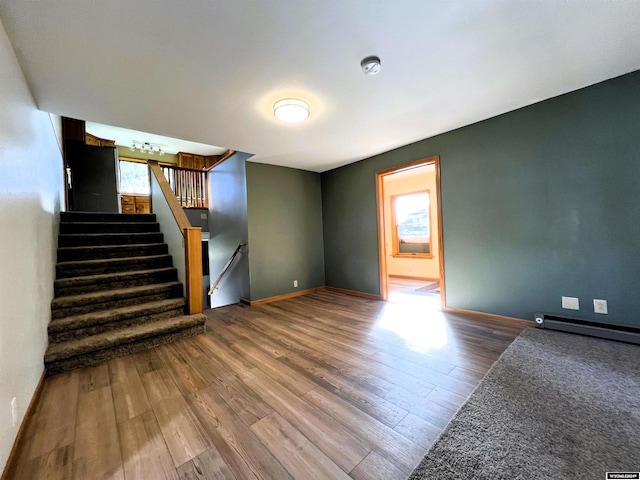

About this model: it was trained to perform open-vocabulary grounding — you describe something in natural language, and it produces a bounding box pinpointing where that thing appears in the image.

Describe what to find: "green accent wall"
[247,162,325,301]
[322,71,640,327]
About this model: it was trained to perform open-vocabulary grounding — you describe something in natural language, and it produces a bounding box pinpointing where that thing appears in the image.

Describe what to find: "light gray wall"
[246,162,325,300]
[208,152,251,307]
[322,70,640,327]
[0,19,64,471]
[150,173,186,296]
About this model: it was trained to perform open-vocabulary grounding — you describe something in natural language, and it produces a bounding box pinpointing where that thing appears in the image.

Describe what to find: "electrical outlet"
[293,280,298,288]
[593,299,608,314]
[200,213,207,220]
[561,296,580,310]
[11,398,17,427]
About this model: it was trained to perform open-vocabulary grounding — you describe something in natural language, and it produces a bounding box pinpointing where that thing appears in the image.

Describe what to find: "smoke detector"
[361,56,381,75]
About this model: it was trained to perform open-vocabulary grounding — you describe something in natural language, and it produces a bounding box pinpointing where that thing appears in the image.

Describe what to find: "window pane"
[395,192,430,254]
[119,161,150,195]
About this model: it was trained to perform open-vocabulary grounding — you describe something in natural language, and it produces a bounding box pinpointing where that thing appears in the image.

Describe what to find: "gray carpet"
[409,327,640,480]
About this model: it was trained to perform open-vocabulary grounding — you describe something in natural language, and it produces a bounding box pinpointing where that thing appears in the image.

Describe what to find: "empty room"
[1,1,639,479]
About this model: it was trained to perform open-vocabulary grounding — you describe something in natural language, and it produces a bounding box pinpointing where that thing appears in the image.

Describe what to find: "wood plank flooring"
[8,290,526,479]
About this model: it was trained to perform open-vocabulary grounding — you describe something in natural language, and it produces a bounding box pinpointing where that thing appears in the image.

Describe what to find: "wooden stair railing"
[208,242,247,295]
[160,163,208,208]
[149,161,203,314]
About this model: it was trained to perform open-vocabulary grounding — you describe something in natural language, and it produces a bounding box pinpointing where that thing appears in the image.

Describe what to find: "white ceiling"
[1,1,639,172]
[85,121,227,156]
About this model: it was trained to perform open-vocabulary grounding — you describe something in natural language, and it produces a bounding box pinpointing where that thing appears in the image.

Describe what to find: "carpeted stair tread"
[45,323,205,376]
[57,243,168,262]
[48,298,186,334]
[45,314,206,363]
[51,282,184,319]
[54,267,178,296]
[48,297,186,344]
[56,254,173,278]
[51,281,182,310]
[58,232,164,247]
[59,221,160,234]
[61,212,156,223]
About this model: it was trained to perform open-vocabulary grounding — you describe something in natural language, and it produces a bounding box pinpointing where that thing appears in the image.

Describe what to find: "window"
[391,190,432,257]
[119,160,150,195]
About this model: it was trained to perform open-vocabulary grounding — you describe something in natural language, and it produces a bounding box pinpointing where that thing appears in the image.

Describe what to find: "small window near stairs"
[119,160,150,195]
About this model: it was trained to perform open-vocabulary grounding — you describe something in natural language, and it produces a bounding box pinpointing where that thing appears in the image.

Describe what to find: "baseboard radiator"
[534,313,640,345]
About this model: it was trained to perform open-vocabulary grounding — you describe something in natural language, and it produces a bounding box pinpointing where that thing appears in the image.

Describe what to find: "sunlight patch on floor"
[387,289,441,309]
[376,299,449,353]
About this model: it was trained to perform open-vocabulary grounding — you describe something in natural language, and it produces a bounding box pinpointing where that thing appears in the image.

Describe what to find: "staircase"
[45,212,206,375]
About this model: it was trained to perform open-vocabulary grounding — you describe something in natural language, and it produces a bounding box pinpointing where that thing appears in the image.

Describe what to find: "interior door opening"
[376,156,445,308]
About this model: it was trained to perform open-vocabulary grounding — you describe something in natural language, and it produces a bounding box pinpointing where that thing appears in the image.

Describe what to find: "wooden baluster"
[173,168,177,204]
[172,169,176,194]
[203,171,208,208]
[187,170,192,207]
[194,171,198,207]
[193,171,198,208]
[196,171,201,207]
[185,170,189,207]
[181,169,185,207]
[197,172,202,208]
[181,170,185,207]
[194,171,199,208]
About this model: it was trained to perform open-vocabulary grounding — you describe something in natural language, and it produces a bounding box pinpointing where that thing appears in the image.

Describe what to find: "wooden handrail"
[161,163,208,173]
[149,161,192,230]
[149,160,203,314]
[208,242,247,295]
[205,149,236,171]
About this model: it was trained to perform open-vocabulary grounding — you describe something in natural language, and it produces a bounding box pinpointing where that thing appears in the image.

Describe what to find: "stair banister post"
[149,160,204,315]
[184,227,203,314]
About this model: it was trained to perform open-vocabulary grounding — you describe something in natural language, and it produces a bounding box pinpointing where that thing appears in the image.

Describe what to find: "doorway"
[376,156,445,307]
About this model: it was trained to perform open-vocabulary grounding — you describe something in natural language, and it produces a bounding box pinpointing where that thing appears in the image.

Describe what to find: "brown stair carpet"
[45,211,205,375]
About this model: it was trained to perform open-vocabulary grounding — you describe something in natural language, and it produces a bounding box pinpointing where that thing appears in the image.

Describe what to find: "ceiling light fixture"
[130,141,164,156]
[273,98,310,123]
[361,56,381,75]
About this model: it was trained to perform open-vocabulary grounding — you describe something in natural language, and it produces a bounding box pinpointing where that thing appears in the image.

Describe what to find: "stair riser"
[61,212,156,223]
[54,269,178,296]
[57,244,168,262]
[52,285,183,319]
[45,324,205,376]
[59,222,160,234]
[49,307,186,343]
[58,232,164,247]
[56,255,173,278]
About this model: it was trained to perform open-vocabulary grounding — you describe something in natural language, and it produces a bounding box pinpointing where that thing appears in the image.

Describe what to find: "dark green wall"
[322,71,640,327]
[247,162,325,300]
